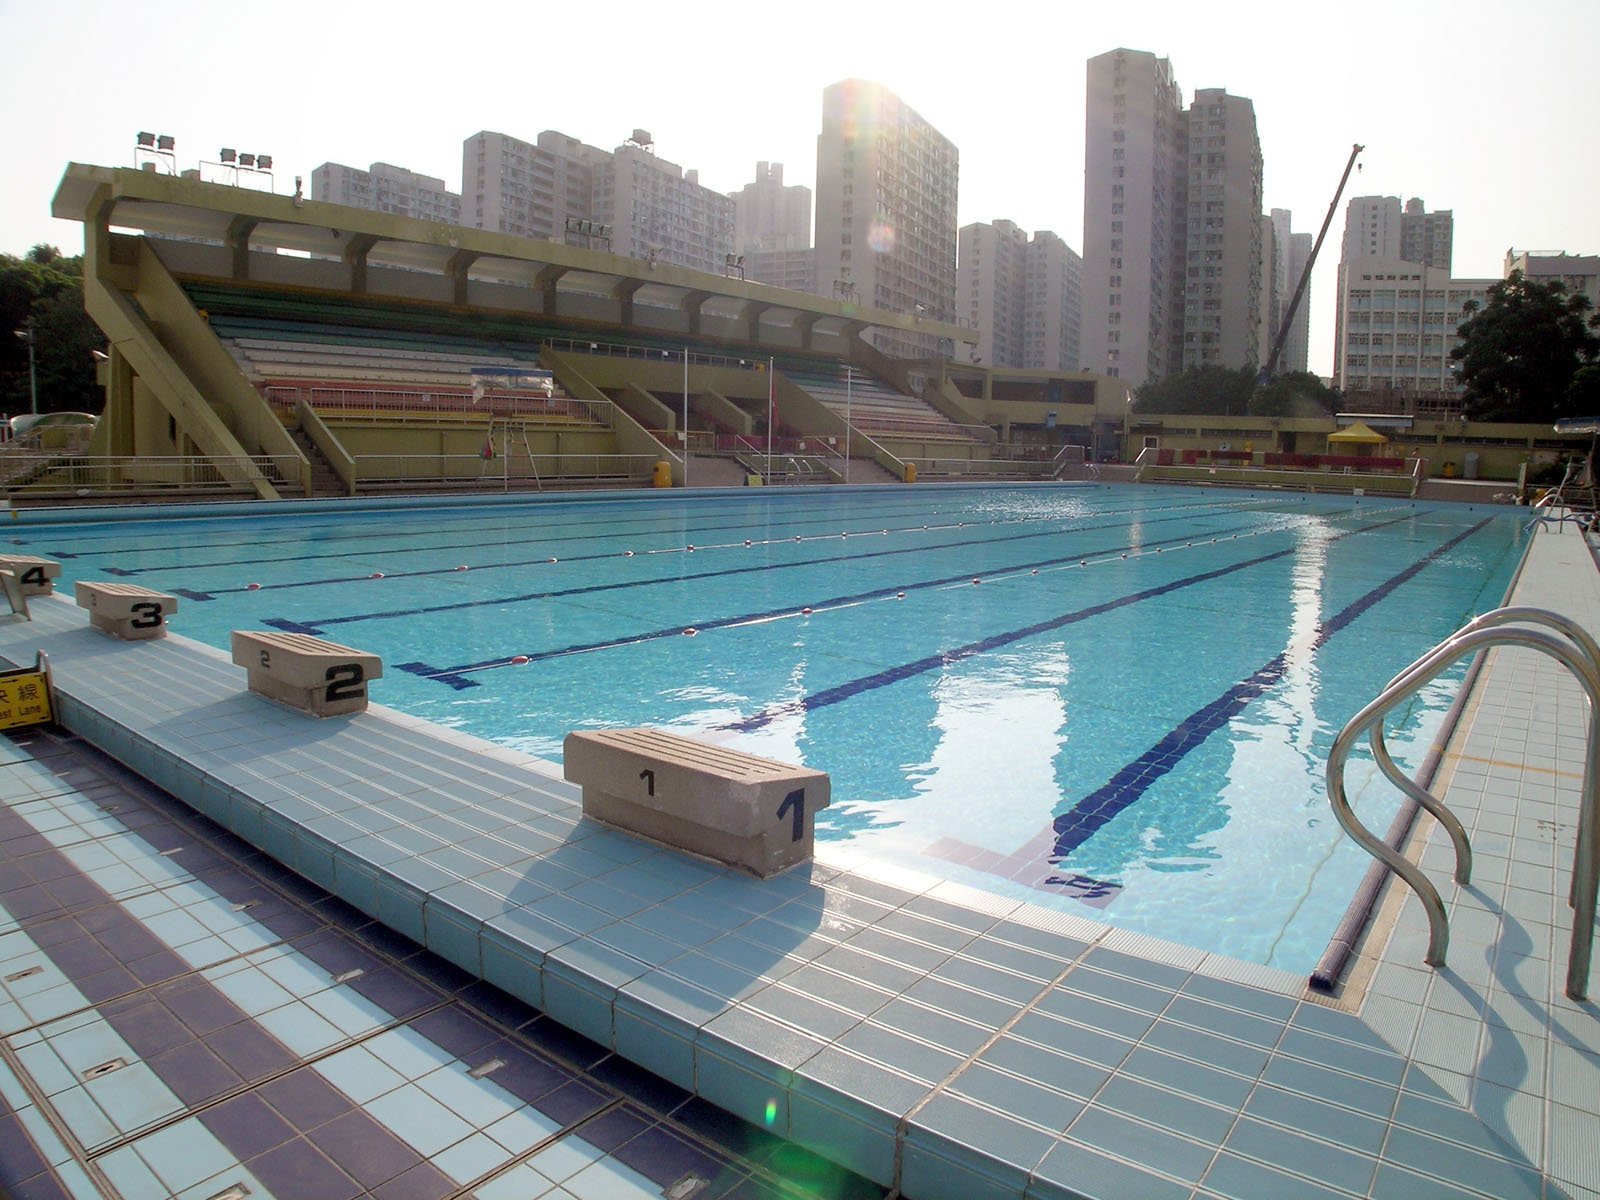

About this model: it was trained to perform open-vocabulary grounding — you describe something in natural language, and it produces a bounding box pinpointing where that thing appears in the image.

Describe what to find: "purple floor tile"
[199,1093,298,1160]
[259,1069,356,1133]
[248,1136,362,1200]
[206,1022,299,1080]
[373,1160,458,1200]
[308,1109,428,1190]
[147,1040,241,1106]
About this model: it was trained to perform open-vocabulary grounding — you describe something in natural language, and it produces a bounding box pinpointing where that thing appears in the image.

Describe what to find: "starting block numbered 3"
[230,630,382,717]
[74,582,178,640]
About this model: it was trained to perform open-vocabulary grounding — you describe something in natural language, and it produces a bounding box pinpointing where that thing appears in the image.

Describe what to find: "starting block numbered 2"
[230,630,382,717]
[74,582,178,640]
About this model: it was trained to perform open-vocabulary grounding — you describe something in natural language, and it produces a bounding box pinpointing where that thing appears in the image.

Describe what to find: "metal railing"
[0,455,294,500]
[351,452,658,490]
[263,385,612,427]
[1325,606,1600,1000]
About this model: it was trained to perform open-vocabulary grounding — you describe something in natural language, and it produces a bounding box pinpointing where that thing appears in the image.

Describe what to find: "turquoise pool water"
[19,484,1526,971]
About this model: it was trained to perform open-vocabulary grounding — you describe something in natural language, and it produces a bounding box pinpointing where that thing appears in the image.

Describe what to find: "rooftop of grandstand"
[55,163,973,362]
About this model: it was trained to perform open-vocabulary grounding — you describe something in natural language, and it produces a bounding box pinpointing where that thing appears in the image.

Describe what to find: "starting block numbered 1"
[74,582,178,640]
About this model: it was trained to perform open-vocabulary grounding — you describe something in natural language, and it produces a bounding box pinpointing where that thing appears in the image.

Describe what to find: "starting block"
[75,582,178,640]
[564,728,830,877]
[231,630,382,717]
[0,556,61,597]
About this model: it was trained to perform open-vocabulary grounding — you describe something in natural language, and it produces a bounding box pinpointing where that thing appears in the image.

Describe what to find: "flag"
[481,434,495,460]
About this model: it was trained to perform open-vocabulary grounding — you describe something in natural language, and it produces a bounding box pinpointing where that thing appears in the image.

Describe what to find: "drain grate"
[81,1058,127,1081]
[4,966,43,983]
[467,1057,506,1079]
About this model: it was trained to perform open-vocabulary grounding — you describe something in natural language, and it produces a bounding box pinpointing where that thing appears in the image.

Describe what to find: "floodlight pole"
[845,365,852,484]
[15,325,38,416]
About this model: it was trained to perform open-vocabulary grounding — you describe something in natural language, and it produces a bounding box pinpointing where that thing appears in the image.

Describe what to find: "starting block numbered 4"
[0,556,61,597]
[74,582,178,640]
[230,630,382,717]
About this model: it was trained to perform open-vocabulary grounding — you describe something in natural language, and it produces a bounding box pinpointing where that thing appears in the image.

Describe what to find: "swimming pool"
[18,484,1526,971]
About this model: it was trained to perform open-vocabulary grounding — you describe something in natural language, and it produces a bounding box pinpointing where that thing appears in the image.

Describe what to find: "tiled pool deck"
[0,513,1595,1200]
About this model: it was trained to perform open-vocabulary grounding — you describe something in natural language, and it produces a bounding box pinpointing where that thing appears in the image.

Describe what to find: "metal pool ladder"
[1326,606,1600,1001]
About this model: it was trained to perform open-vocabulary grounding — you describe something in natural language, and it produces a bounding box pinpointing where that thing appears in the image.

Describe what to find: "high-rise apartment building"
[1024,231,1083,373]
[1180,88,1263,372]
[815,79,959,357]
[463,129,733,272]
[958,220,1082,370]
[594,135,735,274]
[1258,214,1284,368]
[1257,209,1312,374]
[311,162,461,225]
[1081,49,1187,385]
[1401,197,1454,272]
[731,162,814,293]
[958,220,1029,367]
[462,130,609,242]
[1282,231,1313,374]
[731,162,811,253]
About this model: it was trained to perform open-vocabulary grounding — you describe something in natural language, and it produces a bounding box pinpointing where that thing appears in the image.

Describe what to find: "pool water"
[20,484,1526,971]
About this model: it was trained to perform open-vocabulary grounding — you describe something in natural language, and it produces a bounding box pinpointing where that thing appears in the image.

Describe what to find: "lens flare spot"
[764,1099,778,1126]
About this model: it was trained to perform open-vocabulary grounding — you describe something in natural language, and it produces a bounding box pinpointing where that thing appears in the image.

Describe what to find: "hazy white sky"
[4,0,1596,376]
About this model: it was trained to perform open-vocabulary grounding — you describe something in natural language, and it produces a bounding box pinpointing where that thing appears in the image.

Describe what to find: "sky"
[4,0,1596,378]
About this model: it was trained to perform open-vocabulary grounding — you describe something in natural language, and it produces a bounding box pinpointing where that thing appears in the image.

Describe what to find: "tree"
[0,249,103,417]
[1133,365,1256,415]
[1450,270,1600,422]
[1566,365,1600,418]
[1249,370,1337,418]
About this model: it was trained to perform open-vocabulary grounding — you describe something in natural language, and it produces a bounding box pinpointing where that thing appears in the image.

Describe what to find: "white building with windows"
[1505,249,1600,310]
[731,162,814,293]
[595,136,734,274]
[311,162,461,225]
[462,130,609,243]
[1180,88,1263,373]
[815,79,959,358]
[1082,48,1187,385]
[1333,257,1495,393]
[959,220,1082,370]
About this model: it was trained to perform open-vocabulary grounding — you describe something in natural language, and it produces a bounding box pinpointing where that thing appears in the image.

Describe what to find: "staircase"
[287,427,345,497]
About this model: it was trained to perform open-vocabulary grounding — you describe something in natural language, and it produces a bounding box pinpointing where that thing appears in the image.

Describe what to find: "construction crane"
[1260,142,1365,383]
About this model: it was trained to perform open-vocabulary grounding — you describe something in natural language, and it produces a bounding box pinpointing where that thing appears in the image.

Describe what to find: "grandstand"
[31,164,1133,503]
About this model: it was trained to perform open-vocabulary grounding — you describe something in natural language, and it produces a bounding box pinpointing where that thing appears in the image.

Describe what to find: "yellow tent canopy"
[1327,421,1389,446]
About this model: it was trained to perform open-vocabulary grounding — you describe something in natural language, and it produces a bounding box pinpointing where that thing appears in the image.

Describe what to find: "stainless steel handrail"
[1326,606,1600,1000]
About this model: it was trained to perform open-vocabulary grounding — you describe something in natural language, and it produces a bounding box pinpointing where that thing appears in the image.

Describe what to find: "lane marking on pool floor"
[392,513,1357,688]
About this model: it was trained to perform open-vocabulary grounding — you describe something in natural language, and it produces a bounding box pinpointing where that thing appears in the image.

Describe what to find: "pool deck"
[0,513,1595,1200]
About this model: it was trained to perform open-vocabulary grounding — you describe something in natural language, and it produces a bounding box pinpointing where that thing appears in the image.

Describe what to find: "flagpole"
[767,357,774,483]
[683,346,690,489]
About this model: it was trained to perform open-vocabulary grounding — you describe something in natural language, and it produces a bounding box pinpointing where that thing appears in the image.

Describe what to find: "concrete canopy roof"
[52,163,974,351]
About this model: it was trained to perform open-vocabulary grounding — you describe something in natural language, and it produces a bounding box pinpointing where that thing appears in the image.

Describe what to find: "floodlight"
[256,155,272,169]
[157,135,174,151]
[239,153,255,167]
[137,132,156,148]
[220,148,236,163]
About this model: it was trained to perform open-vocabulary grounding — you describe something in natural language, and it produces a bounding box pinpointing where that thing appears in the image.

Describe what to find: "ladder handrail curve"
[1327,621,1600,998]
[1362,606,1600,894]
